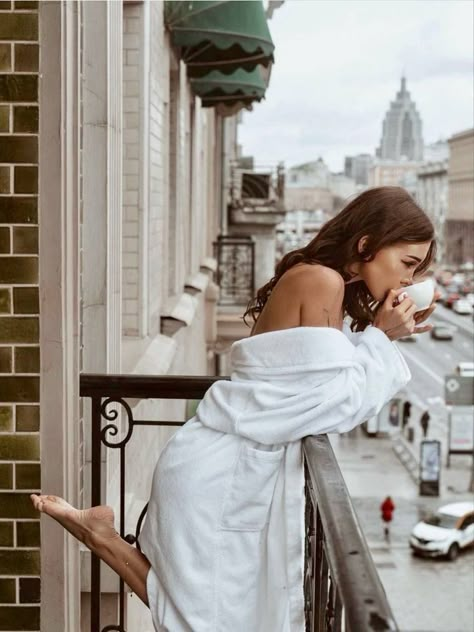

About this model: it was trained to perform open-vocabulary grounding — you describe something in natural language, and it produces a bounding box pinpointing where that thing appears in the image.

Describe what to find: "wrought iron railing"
[213,235,255,305]
[80,374,398,632]
[303,437,398,631]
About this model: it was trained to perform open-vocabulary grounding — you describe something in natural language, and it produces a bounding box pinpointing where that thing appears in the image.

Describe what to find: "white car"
[465,293,474,307]
[456,362,474,377]
[410,501,474,560]
[452,299,473,315]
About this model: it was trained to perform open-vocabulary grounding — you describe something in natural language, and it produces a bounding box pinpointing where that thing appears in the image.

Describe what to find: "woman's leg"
[30,494,150,606]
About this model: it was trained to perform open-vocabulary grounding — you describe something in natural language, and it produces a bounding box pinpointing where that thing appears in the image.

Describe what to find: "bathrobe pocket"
[220,444,285,531]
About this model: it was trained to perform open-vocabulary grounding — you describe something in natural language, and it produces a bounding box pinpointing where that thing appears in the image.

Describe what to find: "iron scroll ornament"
[99,397,149,551]
[100,397,134,448]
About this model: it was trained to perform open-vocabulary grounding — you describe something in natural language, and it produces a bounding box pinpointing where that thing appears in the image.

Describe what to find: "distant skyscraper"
[377,77,423,161]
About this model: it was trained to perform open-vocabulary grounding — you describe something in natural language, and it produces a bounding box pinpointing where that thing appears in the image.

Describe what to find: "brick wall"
[0,0,41,628]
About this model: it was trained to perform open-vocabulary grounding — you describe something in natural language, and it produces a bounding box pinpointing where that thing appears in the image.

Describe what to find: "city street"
[397,303,473,492]
[398,302,472,412]
[331,304,474,631]
[331,431,474,632]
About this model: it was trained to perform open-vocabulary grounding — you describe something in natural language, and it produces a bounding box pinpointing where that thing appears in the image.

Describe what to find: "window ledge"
[161,292,198,337]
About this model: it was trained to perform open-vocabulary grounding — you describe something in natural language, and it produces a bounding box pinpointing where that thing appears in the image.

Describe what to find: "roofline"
[448,128,474,142]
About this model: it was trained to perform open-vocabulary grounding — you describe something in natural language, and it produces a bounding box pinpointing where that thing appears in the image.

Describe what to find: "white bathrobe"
[139,324,411,632]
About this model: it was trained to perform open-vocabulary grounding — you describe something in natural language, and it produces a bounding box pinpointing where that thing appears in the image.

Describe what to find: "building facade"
[417,160,449,264]
[0,1,277,629]
[329,172,357,204]
[368,160,421,189]
[284,186,333,214]
[344,153,373,186]
[376,77,423,162]
[446,128,474,266]
[287,158,331,189]
[286,158,356,214]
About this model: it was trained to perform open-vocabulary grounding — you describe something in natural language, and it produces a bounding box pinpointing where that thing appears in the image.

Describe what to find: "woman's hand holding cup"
[374,288,437,341]
[374,278,440,341]
[397,279,440,330]
[374,289,417,341]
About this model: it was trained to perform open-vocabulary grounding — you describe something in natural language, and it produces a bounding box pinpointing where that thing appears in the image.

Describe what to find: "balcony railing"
[213,235,255,305]
[80,374,398,632]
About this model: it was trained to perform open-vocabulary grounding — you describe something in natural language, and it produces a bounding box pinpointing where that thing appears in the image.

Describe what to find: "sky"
[238,0,474,172]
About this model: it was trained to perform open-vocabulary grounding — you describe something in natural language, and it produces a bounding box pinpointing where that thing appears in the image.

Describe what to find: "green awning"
[165,0,274,78]
[191,67,266,107]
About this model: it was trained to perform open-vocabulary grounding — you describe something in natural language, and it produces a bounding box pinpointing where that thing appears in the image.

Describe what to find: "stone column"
[38,1,81,629]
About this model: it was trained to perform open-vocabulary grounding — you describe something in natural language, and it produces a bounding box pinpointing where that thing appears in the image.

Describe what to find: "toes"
[30,495,43,512]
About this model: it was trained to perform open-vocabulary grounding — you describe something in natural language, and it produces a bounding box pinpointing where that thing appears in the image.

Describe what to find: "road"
[397,303,473,413]
[395,303,473,492]
[331,432,474,632]
[331,304,474,631]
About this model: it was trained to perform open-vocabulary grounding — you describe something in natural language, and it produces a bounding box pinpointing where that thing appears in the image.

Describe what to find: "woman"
[31,186,440,631]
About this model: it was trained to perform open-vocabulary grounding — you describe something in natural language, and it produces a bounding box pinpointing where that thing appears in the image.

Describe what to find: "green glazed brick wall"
[0,1,40,629]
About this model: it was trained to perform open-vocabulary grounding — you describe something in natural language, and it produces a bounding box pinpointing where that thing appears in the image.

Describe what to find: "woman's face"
[359,240,432,303]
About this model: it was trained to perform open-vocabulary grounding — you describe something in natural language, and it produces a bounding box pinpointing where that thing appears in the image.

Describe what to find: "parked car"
[444,292,461,309]
[430,325,454,340]
[456,362,474,377]
[463,293,474,307]
[453,299,473,315]
[410,502,474,560]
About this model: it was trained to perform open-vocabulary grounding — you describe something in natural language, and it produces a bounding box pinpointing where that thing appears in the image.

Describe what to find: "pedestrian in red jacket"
[381,496,395,542]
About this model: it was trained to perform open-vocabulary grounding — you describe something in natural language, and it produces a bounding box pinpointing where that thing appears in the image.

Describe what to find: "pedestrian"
[388,401,399,427]
[381,496,395,543]
[402,400,411,431]
[30,187,439,630]
[420,410,430,438]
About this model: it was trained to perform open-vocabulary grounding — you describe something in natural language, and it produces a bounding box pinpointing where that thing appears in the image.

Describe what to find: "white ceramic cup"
[397,278,435,311]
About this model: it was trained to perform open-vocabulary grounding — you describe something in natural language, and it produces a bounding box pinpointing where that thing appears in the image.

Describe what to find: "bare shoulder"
[281,263,345,295]
[280,263,345,329]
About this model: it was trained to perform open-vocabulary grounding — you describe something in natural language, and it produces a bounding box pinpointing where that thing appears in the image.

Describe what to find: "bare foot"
[30,494,119,550]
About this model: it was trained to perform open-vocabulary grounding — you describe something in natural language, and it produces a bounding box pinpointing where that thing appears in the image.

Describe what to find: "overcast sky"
[238,0,473,172]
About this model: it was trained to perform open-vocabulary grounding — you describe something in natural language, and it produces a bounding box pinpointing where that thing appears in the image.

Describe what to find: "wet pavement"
[330,430,474,632]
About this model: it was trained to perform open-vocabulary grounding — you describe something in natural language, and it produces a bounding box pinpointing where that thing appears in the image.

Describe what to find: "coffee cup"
[397,279,435,311]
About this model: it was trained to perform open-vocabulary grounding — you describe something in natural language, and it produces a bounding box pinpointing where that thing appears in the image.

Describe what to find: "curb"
[392,435,419,483]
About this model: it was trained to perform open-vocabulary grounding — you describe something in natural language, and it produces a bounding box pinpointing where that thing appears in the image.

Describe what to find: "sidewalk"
[330,429,474,632]
[394,394,472,495]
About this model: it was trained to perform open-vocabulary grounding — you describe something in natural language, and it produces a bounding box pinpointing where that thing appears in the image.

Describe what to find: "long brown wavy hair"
[243,186,437,332]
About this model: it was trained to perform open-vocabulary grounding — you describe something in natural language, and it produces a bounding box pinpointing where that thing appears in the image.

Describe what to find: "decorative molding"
[184,271,209,295]
[200,256,218,273]
[160,291,198,337]
[39,1,81,628]
[82,0,123,374]
[108,0,124,368]
[138,0,150,337]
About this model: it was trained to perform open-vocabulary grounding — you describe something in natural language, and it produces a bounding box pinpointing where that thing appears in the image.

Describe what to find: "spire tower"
[377,77,423,161]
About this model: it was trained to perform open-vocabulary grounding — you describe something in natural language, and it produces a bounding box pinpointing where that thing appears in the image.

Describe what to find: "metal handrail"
[80,373,226,399]
[303,436,398,631]
[80,374,398,632]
